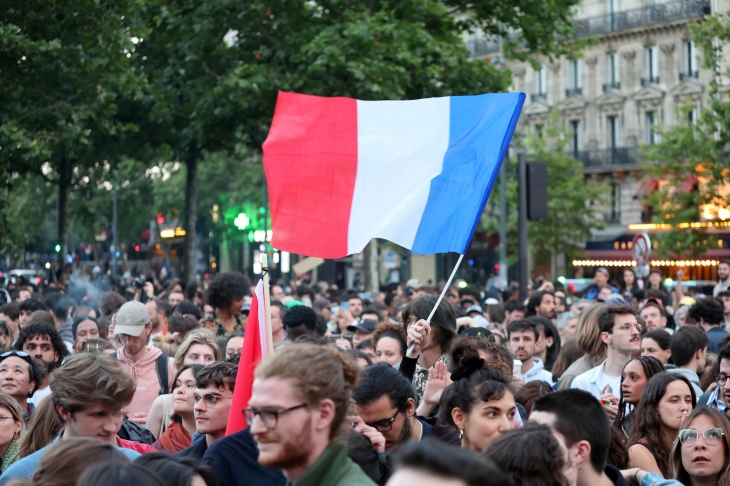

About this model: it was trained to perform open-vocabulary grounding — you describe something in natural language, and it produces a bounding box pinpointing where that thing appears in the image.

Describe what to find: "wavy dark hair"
[401,295,457,354]
[440,338,513,428]
[614,356,665,438]
[627,372,696,476]
[527,315,561,371]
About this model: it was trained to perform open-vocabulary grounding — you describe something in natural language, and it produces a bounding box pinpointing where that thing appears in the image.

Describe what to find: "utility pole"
[112,184,118,277]
[499,163,508,286]
[518,154,528,301]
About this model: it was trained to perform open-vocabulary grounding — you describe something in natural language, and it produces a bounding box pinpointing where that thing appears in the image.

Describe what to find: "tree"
[0,0,142,261]
[481,114,607,275]
[639,15,730,259]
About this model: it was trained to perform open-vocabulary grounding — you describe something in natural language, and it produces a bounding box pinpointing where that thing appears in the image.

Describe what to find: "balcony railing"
[569,148,641,169]
[565,87,583,97]
[467,0,710,57]
[603,81,621,91]
[679,71,699,81]
[573,0,710,37]
[641,76,661,86]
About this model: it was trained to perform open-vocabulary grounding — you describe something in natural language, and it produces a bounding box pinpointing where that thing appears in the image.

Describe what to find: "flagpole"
[406,254,464,355]
[260,253,274,355]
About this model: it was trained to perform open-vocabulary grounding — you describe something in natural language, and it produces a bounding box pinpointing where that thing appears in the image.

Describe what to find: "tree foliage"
[640,15,730,259]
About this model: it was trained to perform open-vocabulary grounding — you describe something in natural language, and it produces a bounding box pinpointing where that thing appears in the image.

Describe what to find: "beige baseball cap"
[114,301,150,337]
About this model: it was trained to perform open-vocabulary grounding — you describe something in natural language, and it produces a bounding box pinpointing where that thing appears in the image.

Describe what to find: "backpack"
[112,352,170,395]
[118,418,156,445]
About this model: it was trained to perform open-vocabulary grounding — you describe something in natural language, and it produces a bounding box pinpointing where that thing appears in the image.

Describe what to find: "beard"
[397,415,413,445]
[256,415,313,470]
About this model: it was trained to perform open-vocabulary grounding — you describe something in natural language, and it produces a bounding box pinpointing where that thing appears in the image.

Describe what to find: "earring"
[13,433,18,439]
[459,429,464,439]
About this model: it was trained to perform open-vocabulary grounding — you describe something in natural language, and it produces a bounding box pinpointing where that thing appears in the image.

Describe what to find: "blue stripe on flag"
[410,92,525,255]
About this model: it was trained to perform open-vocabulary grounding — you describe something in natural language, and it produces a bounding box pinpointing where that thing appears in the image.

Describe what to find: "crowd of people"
[0,261,728,485]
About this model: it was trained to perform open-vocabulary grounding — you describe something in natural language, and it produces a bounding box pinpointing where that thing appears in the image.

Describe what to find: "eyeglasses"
[364,410,400,432]
[716,373,729,386]
[243,403,308,429]
[0,416,11,425]
[186,393,233,408]
[611,322,642,333]
[679,427,725,446]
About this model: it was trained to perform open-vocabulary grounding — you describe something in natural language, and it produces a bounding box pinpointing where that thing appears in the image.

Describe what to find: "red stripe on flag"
[226,279,266,435]
[263,91,358,258]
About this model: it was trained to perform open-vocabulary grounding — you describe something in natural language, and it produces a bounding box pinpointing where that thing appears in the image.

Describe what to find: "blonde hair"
[256,343,360,439]
[173,332,221,370]
[18,396,61,459]
[670,407,730,486]
[0,392,24,465]
[152,334,178,358]
[575,303,609,364]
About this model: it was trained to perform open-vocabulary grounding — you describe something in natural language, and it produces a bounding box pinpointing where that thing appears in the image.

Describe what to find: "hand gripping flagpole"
[260,253,274,355]
[406,254,464,356]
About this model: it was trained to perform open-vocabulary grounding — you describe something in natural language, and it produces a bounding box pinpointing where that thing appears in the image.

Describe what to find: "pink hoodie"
[117,346,176,418]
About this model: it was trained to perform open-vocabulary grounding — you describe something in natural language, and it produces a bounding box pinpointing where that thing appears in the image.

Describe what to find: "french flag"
[264,91,525,259]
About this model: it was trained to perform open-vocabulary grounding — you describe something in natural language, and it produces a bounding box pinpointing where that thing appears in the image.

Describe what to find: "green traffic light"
[234,213,250,230]
[54,244,61,252]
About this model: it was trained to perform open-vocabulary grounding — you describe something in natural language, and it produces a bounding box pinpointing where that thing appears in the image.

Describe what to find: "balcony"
[531,93,547,102]
[641,76,661,86]
[573,0,710,37]
[569,148,641,170]
[679,71,699,81]
[565,87,583,97]
[603,81,621,91]
[466,32,521,57]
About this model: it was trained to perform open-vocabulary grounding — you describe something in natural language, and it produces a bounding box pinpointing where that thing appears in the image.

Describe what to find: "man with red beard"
[247,343,376,485]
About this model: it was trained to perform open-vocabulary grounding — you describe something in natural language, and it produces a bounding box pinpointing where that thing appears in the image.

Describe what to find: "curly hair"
[371,322,406,356]
[282,305,318,331]
[14,323,69,368]
[614,356,665,437]
[206,273,250,310]
[485,423,569,486]
[627,372,696,476]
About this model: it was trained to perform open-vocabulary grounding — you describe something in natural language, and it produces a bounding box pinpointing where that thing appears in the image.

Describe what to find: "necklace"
[417,419,424,441]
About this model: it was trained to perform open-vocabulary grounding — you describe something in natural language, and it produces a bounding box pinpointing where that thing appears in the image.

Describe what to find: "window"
[644,46,659,84]
[606,52,620,89]
[567,59,582,92]
[608,0,619,29]
[535,124,544,138]
[610,183,621,222]
[646,111,658,144]
[535,66,547,96]
[607,115,620,149]
[570,120,581,154]
[683,40,698,78]
[688,105,700,124]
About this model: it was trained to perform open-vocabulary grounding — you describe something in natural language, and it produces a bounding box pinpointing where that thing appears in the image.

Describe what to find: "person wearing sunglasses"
[0,350,43,422]
[669,406,730,486]
[177,362,237,460]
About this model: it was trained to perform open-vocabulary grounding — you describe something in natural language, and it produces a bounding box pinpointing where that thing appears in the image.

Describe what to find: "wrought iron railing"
[565,87,583,97]
[569,148,641,169]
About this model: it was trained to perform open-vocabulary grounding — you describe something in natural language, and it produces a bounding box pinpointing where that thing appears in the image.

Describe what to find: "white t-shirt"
[600,372,621,397]
[28,386,52,408]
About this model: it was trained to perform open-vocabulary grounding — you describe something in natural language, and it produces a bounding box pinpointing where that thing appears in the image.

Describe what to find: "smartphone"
[512,359,522,376]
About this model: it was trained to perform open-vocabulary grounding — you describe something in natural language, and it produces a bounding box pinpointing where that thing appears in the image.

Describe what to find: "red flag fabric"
[226,278,270,435]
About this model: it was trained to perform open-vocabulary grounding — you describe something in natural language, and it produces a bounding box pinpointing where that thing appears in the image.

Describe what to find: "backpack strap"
[156,354,170,395]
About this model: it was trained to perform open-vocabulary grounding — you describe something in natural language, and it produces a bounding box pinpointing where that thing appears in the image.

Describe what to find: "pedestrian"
[172,333,220,370]
[15,437,131,486]
[668,326,708,397]
[146,299,171,341]
[0,351,43,422]
[669,406,730,486]
[282,305,320,342]
[627,373,695,476]
[247,343,375,485]
[613,356,665,439]
[135,452,217,486]
[16,397,62,460]
[372,323,406,367]
[485,423,573,486]
[71,316,100,345]
[0,392,24,472]
[641,329,672,365]
[352,363,458,451]
[557,304,609,390]
[440,339,517,451]
[177,362,236,459]
[386,438,510,486]
[18,300,46,331]
[348,319,377,347]
[77,463,165,486]
[14,324,67,408]
[201,272,250,339]
[688,298,728,354]
[571,304,641,422]
[556,312,579,342]
[0,353,144,483]
[619,269,641,304]
[585,268,617,301]
[525,291,557,320]
[399,295,457,405]
[114,301,176,426]
[714,260,730,297]
[528,315,561,372]
[507,319,554,385]
[152,364,203,452]
[224,333,243,361]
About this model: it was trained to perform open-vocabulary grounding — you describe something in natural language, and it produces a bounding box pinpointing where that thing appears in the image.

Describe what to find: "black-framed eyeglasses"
[186,393,233,408]
[364,410,400,432]
[679,427,725,446]
[243,403,308,429]
[716,373,729,386]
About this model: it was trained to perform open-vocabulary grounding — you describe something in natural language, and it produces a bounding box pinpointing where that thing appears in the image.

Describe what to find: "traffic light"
[54,244,61,252]
[157,213,165,224]
[234,213,250,230]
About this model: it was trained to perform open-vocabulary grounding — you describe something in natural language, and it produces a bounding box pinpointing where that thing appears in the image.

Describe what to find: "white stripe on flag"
[348,98,451,254]
[254,280,269,359]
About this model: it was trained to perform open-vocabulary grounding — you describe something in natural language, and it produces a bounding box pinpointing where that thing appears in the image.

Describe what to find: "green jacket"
[286,442,376,486]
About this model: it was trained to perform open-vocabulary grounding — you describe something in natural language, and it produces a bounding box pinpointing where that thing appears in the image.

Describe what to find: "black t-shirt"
[202,427,286,486]
[605,464,630,486]
[176,436,208,459]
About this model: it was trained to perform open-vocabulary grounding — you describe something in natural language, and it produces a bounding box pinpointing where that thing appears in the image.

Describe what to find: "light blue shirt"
[641,472,683,486]
[0,430,139,485]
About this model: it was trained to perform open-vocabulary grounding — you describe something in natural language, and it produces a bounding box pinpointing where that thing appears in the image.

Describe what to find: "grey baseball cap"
[114,301,151,337]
